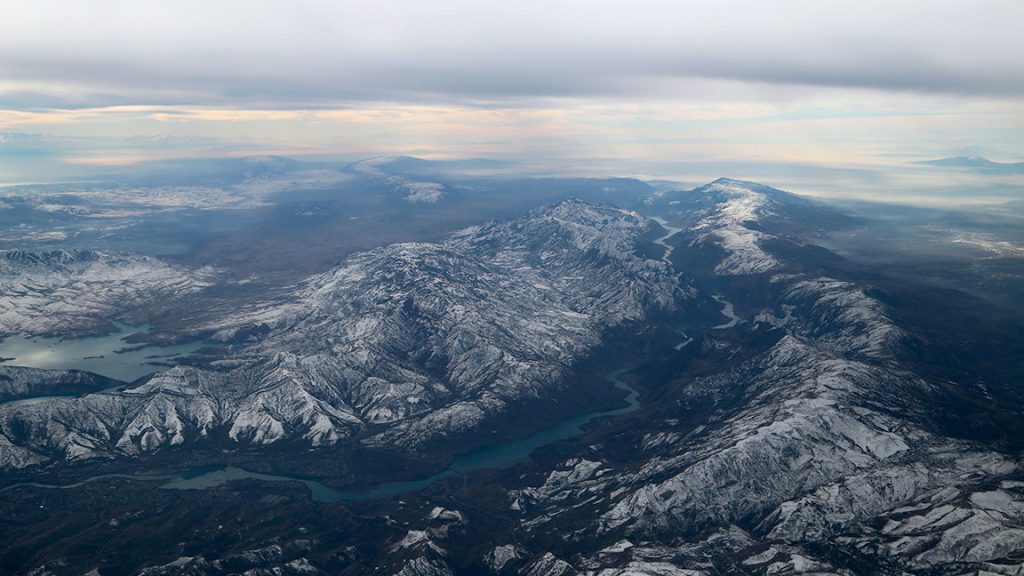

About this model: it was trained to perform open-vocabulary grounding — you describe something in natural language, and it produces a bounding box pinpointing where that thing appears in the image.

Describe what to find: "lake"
[0,322,208,382]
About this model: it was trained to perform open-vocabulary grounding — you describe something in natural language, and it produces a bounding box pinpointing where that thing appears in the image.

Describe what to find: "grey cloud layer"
[2,0,1022,108]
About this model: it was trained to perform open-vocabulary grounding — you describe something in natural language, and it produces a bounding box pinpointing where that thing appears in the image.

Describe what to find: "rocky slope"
[0,365,121,403]
[0,249,215,338]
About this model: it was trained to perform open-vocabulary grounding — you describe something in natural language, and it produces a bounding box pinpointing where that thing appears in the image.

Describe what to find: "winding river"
[650,216,684,266]
[711,294,742,329]
[1,368,640,503]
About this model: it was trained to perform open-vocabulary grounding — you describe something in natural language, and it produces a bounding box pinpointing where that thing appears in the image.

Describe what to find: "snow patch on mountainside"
[0,250,214,337]
[692,180,779,275]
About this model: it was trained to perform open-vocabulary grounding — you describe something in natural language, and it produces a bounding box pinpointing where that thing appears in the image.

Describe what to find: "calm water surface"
[0,322,207,382]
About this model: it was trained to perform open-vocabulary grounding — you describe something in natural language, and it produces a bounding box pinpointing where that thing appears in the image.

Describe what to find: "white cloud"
[0,0,1022,109]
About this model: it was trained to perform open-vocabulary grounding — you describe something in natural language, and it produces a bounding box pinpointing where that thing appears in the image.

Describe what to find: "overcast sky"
[1,0,1022,201]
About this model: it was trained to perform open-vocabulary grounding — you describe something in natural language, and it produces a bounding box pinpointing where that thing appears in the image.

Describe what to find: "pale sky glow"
[1,0,1022,203]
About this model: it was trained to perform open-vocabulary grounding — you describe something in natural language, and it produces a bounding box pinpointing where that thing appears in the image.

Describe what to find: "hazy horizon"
[2,1,1023,206]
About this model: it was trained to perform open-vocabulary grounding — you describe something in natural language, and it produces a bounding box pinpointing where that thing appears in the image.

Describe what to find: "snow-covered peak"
[532,197,640,219]
[685,180,780,275]
[697,178,779,224]
[651,177,850,277]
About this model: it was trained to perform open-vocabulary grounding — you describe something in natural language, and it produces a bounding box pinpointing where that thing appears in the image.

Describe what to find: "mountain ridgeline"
[1,178,1022,576]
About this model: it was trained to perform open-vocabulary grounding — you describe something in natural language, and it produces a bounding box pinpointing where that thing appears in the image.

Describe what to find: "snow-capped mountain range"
[2,178,1021,575]
[0,200,682,465]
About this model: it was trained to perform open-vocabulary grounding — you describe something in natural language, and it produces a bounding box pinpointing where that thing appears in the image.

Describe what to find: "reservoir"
[2,368,640,503]
[0,323,207,382]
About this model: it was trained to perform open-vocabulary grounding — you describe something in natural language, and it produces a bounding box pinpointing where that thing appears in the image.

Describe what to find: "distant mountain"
[919,156,1024,173]
[647,177,858,275]
[346,155,508,176]
[97,155,314,186]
